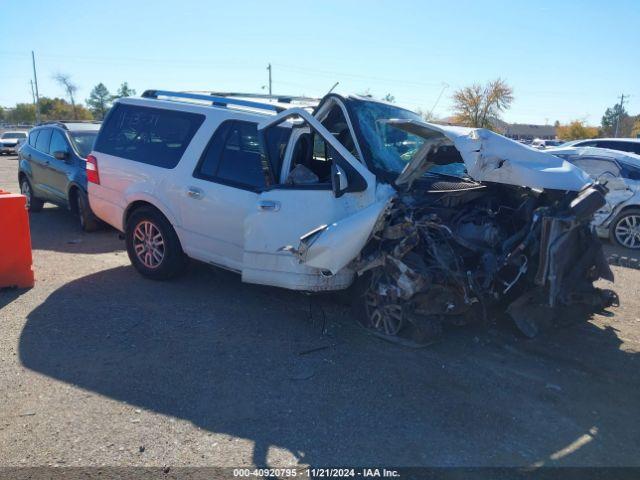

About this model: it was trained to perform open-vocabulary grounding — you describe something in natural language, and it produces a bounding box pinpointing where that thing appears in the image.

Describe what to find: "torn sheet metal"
[294,196,393,275]
[389,119,592,191]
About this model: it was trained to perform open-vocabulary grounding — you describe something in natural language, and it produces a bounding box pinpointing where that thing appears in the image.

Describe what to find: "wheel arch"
[123,200,181,238]
[612,203,640,217]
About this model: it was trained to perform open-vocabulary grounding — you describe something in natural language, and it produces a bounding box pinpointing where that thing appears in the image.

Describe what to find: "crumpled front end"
[342,180,617,343]
[284,119,618,344]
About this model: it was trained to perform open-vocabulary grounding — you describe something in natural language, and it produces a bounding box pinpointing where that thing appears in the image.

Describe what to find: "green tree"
[383,93,396,103]
[601,102,628,137]
[86,83,112,119]
[452,78,514,128]
[113,82,136,99]
[39,97,92,121]
[631,117,640,138]
[7,104,36,124]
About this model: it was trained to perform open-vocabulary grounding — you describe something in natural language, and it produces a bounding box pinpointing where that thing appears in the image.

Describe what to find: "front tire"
[351,269,440,347]
[125,207,187,280]
[20,178,44,212]
[610,208,640,249]
[76,190,100,232]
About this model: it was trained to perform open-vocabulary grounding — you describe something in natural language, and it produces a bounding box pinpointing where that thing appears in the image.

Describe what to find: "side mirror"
[331,163,349,198]
[53,150,70,161]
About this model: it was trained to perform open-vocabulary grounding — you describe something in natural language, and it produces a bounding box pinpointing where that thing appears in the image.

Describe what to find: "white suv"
[88,90,616,343]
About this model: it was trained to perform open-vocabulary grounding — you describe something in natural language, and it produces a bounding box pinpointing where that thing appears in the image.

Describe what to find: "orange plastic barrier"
[0,189,34,288]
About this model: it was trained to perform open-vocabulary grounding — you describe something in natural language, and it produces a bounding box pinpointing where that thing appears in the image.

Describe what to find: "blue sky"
[1,0,638,125]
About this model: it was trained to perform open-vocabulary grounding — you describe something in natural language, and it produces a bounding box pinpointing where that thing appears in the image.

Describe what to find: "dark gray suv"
[18,121,102,231]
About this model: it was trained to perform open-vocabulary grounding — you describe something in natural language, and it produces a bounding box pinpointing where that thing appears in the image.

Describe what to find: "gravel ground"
[1,154,639,468]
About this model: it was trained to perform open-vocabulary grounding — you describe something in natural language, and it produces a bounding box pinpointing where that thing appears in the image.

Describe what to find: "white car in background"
[549,146,640,249]
[531,138,562,149]
[0,130,28,154]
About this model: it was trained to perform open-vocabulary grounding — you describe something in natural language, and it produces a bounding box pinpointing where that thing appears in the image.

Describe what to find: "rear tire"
[20,177,44,212]
[609,208,640,249]
[125,207,188,280]
[76,190,100,232]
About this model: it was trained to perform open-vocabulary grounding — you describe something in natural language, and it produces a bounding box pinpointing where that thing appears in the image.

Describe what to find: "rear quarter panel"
[88,152,181,232]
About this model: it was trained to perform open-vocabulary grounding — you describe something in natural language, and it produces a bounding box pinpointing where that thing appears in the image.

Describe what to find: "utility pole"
[30,80,36,105]
[31,51,41,124]
[266,63,272,97]
[614,93,626,138]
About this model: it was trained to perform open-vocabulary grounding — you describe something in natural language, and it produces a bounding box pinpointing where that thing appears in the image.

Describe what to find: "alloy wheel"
[20,181,31,209]
[614,214,640,249]
[363,270,405,336]
[133,220,165,268]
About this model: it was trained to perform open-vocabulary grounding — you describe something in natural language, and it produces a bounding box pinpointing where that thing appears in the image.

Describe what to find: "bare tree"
[452,78,513,129]
[53,73,79,120]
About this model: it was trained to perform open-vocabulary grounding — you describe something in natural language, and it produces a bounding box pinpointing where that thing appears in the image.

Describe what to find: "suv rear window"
[94,104,205,168]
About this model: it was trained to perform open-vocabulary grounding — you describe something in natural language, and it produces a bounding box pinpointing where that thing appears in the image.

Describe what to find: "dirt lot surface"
[1,154,640,468]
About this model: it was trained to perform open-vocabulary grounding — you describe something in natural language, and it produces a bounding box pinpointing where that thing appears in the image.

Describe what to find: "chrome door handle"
[258,200,280,211]
[187,187,203,199]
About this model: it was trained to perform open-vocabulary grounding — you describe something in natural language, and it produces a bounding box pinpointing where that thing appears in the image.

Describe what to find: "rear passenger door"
[178,120,269,271]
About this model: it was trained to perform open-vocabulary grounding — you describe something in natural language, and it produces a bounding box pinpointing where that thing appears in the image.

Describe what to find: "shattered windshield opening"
[349,99,467,178]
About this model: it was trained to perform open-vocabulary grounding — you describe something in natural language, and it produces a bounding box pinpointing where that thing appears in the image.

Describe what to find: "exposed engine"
[351,177,617,344]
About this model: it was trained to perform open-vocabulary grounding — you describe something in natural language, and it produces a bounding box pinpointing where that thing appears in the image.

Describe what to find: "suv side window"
[49,130,70,156]
[597,141,640,155]
[95,104,205,169]
[28,130,40,147]
[195,120,266,190]
[35,128,52,153]
[572,156,621,178]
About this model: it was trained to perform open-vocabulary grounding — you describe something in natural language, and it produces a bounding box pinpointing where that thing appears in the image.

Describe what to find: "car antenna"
[327,81,339,95]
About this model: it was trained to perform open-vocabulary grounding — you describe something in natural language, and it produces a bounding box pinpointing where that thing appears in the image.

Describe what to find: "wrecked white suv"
[88,91,616,344]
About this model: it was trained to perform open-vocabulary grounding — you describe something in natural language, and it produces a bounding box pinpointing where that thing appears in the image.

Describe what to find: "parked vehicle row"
[80,90,616,343]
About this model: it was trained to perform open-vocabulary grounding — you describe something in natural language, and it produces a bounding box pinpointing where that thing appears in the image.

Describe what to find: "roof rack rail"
[36,120,102,129]
[199,91,320,104]
[141,90,286,113]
